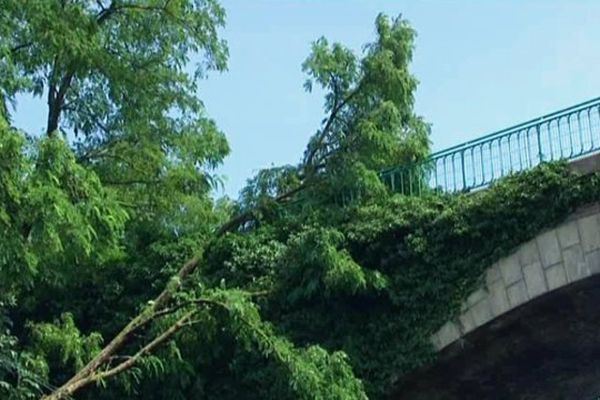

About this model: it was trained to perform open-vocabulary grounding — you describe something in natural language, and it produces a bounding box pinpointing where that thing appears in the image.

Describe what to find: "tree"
[302,14,429,177]
[0,2,370,399]
[232,14,430,232]
[0,0,232,397]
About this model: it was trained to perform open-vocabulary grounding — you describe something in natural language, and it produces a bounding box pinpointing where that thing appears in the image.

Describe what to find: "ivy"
[201,162,600,398]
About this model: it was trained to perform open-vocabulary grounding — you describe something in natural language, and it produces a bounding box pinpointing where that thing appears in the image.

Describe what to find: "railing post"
[536,124,544,163]
[460,150,466,191]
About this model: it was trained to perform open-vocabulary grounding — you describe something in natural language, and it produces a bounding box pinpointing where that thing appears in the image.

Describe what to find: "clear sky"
[12,1,600,198]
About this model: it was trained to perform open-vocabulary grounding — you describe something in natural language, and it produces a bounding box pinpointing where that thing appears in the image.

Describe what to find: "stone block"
[536,230,562,267]
[507,280,528,308]
[436,321,460,349]
[570,154,600,174]
[467,288,487,307]
[459,310,476,334]
[460,301,469,313]
[485,263,502,287]
[563,244,589,282]
[585,249,600,275]
[518,240,541,266]
[488,280,510,316]
[471,298,493,327]
[499,253,522,286]
[557,221,580,249]
[523,261,548,298]
[578,214,600,253]
[431,333,442,350]
[545,263,567,290]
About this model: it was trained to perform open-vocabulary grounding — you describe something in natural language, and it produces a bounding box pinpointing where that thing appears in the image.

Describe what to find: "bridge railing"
[380,97,600,195]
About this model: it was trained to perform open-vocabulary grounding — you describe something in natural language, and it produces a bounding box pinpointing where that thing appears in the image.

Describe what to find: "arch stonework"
[432,202,600,350]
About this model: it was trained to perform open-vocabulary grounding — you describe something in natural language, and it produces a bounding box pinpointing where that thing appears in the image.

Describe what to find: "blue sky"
[12,1,600,198]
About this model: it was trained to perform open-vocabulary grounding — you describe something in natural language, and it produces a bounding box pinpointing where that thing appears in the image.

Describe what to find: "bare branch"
[42,310,197,400]
[94,309,197,381]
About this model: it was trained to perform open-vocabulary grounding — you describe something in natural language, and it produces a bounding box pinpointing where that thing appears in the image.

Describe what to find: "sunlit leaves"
[301,14,429,187]
[0,301,48,400]
[28,313,102,372]
[0,119,127,291]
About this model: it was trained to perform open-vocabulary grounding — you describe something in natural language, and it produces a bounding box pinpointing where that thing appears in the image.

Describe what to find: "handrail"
[380,96,600,195]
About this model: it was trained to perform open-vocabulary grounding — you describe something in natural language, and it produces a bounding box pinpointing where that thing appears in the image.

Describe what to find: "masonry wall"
[432,202,600,350]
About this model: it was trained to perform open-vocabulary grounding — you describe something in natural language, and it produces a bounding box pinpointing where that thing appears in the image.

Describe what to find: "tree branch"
[46,69,75,136]
[42,175,306,398]
[97,1,173,24]
[303,81,363,170]
[94,309,197,380]
[216,181,308,236]
[42,310,198,400]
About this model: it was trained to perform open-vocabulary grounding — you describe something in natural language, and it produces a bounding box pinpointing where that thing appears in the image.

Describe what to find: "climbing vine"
[201,162,600,397]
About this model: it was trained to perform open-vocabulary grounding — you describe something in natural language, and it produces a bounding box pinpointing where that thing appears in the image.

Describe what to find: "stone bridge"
[392,154,600,400]
[392,196,600,399]
[431,200,600,353]
[387,104,600,399]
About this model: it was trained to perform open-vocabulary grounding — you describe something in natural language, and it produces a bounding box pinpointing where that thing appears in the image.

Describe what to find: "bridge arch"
[432,203,600,351]
[389,203,600,399]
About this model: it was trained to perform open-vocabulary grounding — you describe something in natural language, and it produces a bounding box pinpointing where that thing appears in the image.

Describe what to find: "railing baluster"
[442,156,448,191]
[470,147,476,189]
[517,131,524,171]
[479,143,485,186]
[526,128,533,168]
[536,124,543,163]
[498,138,505,175]
[488,141,494,182]
[508,133,515,173]
[434,159,439,190]
[587,108,594,152]
[577,111,584,156]
[460,150,466,191]
[558,117,565,158]
[567,114,575,157]
[451,153,456,191]
[547,120,554,161]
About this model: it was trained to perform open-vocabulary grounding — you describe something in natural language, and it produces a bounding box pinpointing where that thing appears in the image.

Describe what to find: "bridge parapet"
[433,201,600,350]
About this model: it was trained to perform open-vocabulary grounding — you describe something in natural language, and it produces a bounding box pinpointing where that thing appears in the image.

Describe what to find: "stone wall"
[432,202,600,350]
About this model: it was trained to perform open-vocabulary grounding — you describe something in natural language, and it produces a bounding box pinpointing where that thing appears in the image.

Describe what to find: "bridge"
[387,98,600,399]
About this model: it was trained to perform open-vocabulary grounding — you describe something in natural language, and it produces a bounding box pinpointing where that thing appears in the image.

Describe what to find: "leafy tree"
[0,0,234,397]
[0,1,369,399]
[229,14,430,233]
[301,14,429,178]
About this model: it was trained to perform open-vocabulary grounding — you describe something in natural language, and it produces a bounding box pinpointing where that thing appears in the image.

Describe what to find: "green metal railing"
[380,96,600,195]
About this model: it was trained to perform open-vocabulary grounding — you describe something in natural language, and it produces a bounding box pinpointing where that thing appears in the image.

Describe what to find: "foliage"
[0,301,48,400]
[239,14,430,214]
[28,314,103,373]
[0,117,127,293]
[202,162,600,397]
[301,14,429,178]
